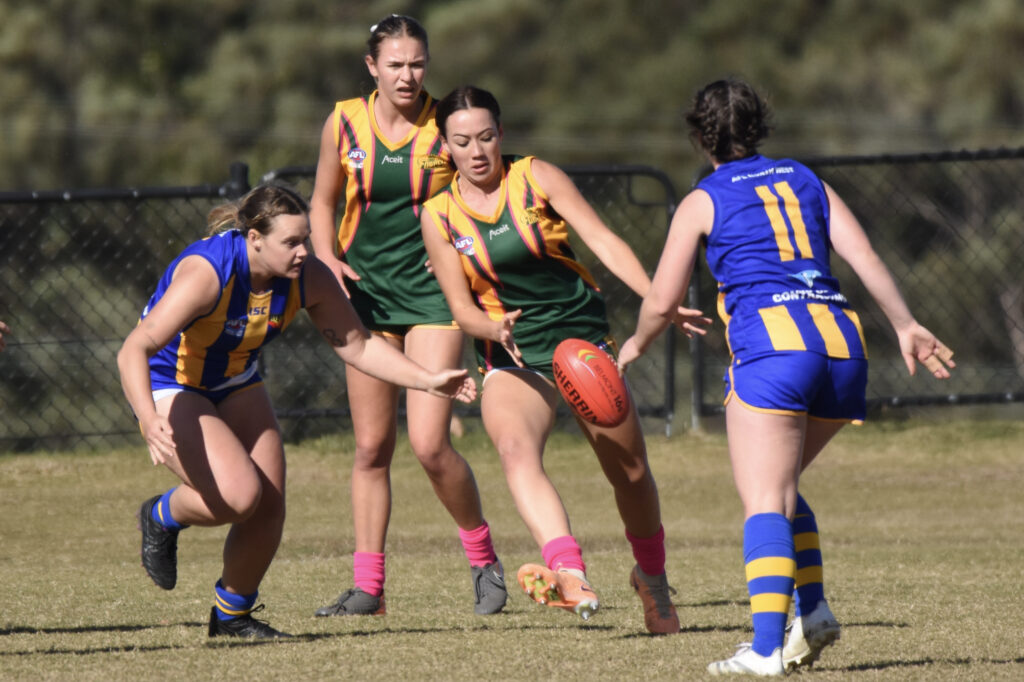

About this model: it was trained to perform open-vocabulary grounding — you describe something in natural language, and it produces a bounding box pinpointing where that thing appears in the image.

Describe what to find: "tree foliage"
[1,0,1022,190]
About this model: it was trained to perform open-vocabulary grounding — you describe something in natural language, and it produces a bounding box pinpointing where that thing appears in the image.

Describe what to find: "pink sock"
[458,522,498,567]
[542,535,586,573]
[353,551,386,597]
[625,525,666,576]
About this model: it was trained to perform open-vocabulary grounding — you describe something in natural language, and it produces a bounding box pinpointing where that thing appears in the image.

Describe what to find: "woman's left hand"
[673,306,713,338]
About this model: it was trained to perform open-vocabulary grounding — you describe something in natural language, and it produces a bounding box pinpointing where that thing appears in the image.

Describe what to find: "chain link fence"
[0,163,678,451]
[690,148,1024,427]
[2,149,1022,451]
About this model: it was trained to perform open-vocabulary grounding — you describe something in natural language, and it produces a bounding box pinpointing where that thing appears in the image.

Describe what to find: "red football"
[552,338,629,428]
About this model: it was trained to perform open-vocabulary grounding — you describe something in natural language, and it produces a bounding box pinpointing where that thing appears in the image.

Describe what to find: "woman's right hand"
[320,255,361,297]
[140,413,177,466]
[616,335,642,375]
[495,310,524,367]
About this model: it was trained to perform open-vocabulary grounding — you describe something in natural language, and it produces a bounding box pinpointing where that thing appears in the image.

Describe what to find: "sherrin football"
[552,338,629,428]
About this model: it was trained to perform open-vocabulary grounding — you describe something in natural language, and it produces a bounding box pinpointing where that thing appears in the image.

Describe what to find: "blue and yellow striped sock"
[792,494,825,617]
[214,579,257,621]
[744,513,795,657]
[151,488,186,531]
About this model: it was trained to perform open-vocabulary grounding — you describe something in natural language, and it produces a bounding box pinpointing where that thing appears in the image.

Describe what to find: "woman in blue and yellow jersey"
[309,15,506,618]
[421,86,710,634]
[619,79,955,676]
[118,185,476,640]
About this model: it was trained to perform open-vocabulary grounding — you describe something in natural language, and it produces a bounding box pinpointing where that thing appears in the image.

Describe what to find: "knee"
[621,460,653,487]
[352,439,395,471]
[494,436,541,475]
[411,438,456,474]
[216,483,264,524]
[594,436,651,487]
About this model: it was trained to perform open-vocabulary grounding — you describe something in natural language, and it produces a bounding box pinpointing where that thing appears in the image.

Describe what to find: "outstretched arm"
[531,158,710,336]
[304,257,477,400]
[618,189,712,372]
[826,183,954,378]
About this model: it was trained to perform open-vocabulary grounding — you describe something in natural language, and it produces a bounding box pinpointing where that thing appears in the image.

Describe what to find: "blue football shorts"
[724,351,868,421]
[150,363,264,406]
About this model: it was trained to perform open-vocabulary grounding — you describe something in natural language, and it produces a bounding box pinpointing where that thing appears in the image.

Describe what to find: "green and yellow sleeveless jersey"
[332,91,455,328]
[422,156,609,377]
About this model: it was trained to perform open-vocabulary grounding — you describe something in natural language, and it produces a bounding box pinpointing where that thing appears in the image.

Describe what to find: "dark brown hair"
[435,85,502,139]
[684,79,772,162]
[207,184,308,237]
[367,14,429,61]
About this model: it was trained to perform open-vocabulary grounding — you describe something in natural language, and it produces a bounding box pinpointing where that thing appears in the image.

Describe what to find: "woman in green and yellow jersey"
[309,16,506,618]
[421,85,710,634]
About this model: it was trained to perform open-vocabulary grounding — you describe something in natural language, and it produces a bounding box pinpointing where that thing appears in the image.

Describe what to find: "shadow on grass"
[619,623,746,640]
[844,619,910,628]
[206,619,618,648]
[0,621,206,657]
[835,656,1024,672]
[678,599,749,608]
[0,643,184,656]
[0,622,205,636]
[0,618,621,655]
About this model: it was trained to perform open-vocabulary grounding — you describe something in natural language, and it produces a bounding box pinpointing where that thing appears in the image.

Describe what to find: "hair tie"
[370,13,401,33]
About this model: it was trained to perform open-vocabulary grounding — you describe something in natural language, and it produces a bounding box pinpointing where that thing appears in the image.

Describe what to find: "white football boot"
[783,600,840,671]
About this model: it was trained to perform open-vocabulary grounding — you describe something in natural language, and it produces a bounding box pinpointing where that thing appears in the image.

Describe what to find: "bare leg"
[801,419,846,471]
[156,386,284,595]
[725,399,804,520]
[575,382,660,538]
[345,337,401,553]
[404,327,484,529]
[217,387,286,595]
[481,371,569,546]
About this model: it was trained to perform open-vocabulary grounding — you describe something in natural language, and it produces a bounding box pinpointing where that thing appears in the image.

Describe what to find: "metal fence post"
[223,161,251,199]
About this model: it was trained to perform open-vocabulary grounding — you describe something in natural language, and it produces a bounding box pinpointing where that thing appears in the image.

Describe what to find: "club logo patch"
[790,269,822,288]
[347,148,367,169]
[418,154,449,170]
[454,235,476,256]
[523,207,545,224]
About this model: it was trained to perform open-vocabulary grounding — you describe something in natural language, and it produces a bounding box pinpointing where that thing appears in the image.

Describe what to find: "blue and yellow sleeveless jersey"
[422,156,609,377]
[142,230,305,390]
[698,155,867,361]
[331,91,455,327]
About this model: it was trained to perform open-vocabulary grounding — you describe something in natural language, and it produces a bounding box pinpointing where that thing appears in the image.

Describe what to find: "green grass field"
[1,412,1022,680]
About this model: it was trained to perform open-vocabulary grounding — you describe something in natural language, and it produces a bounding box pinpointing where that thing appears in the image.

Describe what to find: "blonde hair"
[207,184,309,237]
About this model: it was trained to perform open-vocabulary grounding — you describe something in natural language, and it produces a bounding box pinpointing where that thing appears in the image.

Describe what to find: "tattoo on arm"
[321,327,347,348]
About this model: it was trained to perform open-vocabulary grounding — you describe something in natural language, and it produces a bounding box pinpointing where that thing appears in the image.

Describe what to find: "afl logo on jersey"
[454,236,476,256]
[347,148,367,169]
[225,319,247,337]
